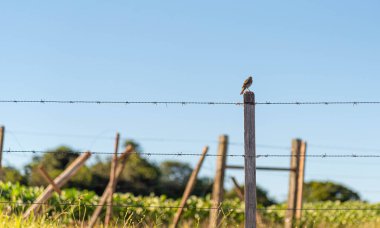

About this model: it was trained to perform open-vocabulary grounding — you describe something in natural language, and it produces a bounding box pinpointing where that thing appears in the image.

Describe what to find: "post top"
[243,91,255,103]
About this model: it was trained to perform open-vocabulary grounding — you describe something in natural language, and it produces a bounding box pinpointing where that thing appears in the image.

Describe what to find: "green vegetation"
[4,144,213,198]
[0,182,380,227]
[303,181,361,202]
[0,144,374,227]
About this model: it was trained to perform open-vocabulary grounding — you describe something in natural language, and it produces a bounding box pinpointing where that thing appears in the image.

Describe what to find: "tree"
[0,166,25,184]
[89,140,161,195]
[157,161,192,198]
[303,181,360,202]
[24,146,92,189]
[156,161,213,198]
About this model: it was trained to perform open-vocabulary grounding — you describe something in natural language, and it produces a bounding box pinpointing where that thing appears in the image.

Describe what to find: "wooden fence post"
[88,145,134,228]
[285,139,302,228]
[209,135,228,228]
[295,140,307,220]
[0,126,4,171]
[105,132,120,226]
[172,146,209,228]
[244,91,256,228]
[23,152,91,218]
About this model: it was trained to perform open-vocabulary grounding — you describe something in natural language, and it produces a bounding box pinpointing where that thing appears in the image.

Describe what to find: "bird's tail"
[240,88,245,95]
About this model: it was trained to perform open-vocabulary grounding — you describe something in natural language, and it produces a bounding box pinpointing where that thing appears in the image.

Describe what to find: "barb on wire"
[1,99,380,106]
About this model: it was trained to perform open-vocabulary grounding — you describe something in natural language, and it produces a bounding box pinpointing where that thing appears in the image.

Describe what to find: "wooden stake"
[231,177,244,200]
[285,139,301,228]
[105,132,120,226]
[244,91,256,228]
[172,146,209,228]
[0,126,4,171]
[295,141,307,219]
[209,135,228,228]
[23,152,91,218]
[38,166,62,195]
[88,145,134,228]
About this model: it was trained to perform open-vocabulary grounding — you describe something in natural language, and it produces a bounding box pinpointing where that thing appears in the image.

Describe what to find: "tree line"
[0,140,361,205]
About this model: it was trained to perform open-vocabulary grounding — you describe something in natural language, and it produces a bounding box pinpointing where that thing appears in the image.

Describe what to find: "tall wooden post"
[295,141,307,219]
[285,139,302,228]
[209,135,228,228]
[244,91,256,228]
[105,132,120,226]
[172,146,209,228]
[0,126,4,171]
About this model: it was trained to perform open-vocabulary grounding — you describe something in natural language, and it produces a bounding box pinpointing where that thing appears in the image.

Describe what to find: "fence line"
[2,99,380,106]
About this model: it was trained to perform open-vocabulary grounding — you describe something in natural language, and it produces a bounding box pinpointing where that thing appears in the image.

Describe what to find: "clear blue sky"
[1,1,380,203]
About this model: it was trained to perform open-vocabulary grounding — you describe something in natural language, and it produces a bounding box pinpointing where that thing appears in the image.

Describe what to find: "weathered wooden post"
[295,140,307,220]
[88,145,134,228]
[285,139,302,228]
[209,135,228,228]
[244,91,256,228]
[105,132,120,226]
[0,126,4,171]
[23,152,91,218]
[172,146,209,228]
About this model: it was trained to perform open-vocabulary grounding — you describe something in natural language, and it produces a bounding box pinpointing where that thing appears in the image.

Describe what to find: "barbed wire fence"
[2,96,380,226]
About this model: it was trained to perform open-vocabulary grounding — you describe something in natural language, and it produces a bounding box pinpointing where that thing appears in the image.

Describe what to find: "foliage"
[1,182,380,227]
[303,181,360,202]
[24,146,92,189]
[22,144,213,198]
[0,166,25,184]
[157,161,209,198]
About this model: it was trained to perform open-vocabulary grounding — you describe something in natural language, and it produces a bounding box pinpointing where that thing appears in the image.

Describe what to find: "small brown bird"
[240,76,253,95]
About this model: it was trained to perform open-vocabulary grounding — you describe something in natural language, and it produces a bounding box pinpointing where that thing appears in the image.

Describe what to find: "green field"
[1,182,380,227]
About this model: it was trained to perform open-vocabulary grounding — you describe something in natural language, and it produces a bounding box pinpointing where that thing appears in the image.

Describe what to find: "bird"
[240,76,253,95]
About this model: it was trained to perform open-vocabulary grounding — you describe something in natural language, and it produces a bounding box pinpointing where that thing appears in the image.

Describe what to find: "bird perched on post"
[240,76,253,95]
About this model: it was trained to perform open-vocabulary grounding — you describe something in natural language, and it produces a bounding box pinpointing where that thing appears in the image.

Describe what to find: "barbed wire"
[1,200,380,211]
[2,149,241,157]
[1,99,380,106]
[4,149,380,158]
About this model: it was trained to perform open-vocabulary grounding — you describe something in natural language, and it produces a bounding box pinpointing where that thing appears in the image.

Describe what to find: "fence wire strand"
[4,149,380,158]
[1,99,380,106]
